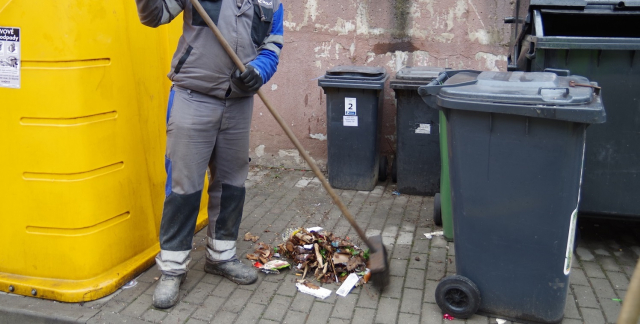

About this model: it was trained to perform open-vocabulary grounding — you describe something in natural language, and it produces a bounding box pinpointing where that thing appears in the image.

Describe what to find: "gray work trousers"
[156,85,253,276]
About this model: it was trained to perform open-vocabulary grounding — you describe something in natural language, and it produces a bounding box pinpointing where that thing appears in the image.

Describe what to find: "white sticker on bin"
[343,116,358,127]
[415,123,431,134]
[345,97,357,115]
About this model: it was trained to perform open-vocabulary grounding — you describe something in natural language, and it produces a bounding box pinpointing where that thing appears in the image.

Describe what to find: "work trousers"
[156,85,253,276]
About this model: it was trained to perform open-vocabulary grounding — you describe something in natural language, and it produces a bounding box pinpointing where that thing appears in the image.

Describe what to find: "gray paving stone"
[211,279,239,298]
[120,293,153,318]
[398,312,420,324]
[598,298,622,324]
[248,281,279,305]
[560,318,584,324]
[185,318,207,324]
[426,262,446,281]
[330,293,357,319]
[356,287,380,309]
[580,307,606,324]
[275,276,298,297]
[290,292,315,313]
[423,280,438,304]
[390,258,408,277]
[307,302,333,324]
[429,247,447,263]
[213,310,238,323]
[262,295,292,321]
[421,302,443,324]
[222,288,252,313]
[141,308,168,323]
[594,248,610,256]
[412,237,430,254]
[582,261,606,279]
[87,311,150,324]
[352,307,375,324]
[409,254,428,270]
[375,297,400,324]
[606,271,630,290]
[162,302,197,324]
[400,288,423,315]
[392,244,412,260]
[190,295,225,322]
[590,278,617,299]
[466,315,489,323]
[283,310,308,323]
[576,247,595,261]
[572,285,599,308]
[234,303,265,324]
[381,276,403,299]
[563,294,581,319]
[113,281,152,303]
[597,256,622,272]
[404,268,426,289]
[182,283,216,305]
[569,268,589,286]
[431,236,447,248]
[257,319,280,324]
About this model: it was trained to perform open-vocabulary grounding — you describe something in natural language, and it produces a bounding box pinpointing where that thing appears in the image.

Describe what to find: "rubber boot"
[204,259,257,285]
[152,273,186,309]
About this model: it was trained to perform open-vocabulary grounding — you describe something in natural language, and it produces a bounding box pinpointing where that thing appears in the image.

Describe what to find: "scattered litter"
[153,277,159,281]
[306,227,323,233]
[392,191,401,196]
[244,232,260,242]
[443,314,455,320]
[336,273,360,297]
[612,298,623,303]
[362,269,371,283]
[246,242,274,264]
[278,227,368,284]
[257,260,291,274]
[415,256,421,261]
[425,231,444,239]
[122,279,137,289]
[296,280,332,299]
[496,319,507,324]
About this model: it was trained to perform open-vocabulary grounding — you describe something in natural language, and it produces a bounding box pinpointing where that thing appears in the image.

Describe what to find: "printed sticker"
[415,123,431,134]
[0,27,20,89]
[343,116,358,127]
[345,97,356,116]
[563,208,578,275]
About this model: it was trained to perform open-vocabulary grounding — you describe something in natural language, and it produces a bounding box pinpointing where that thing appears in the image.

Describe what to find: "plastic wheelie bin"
[0,3,209,302]
[418,70,606,323]
[390,67,446,196]
[318,66,389,191]
[506,1,640,218]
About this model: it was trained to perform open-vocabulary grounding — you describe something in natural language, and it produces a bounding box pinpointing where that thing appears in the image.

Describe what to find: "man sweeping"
[134,0,284,309]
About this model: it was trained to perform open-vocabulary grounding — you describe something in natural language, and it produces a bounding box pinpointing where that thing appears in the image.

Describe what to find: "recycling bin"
[318,66,389,191]
[390,67,446,196]
[418,70,606,323]
[0,2,208,302]
[507,1,640,218]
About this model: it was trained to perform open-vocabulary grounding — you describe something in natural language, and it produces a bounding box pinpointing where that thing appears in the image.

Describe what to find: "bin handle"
[417,70,481,108]
[538,87,570,97]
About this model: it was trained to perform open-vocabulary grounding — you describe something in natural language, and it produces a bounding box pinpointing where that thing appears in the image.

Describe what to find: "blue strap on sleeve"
[248,3,284,84]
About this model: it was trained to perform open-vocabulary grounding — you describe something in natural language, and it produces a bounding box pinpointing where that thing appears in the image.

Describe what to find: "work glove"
[237,64,263,92]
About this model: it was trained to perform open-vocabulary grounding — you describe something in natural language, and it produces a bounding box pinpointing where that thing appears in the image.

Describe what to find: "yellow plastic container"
[0,1,207,302]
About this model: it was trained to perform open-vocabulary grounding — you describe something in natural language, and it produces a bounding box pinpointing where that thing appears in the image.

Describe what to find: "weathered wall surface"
[249,0,514,170]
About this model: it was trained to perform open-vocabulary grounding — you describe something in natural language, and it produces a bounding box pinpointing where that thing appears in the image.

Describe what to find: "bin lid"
[436,71,606,124]
[319,66,388,90]
[390,67,448,90]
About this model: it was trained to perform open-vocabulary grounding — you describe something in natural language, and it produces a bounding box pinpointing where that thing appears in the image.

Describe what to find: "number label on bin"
[343,116,358,127]
[345,98,357,116]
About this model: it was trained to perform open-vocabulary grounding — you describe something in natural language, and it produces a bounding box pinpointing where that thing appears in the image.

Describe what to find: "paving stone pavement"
[0,166,638,324]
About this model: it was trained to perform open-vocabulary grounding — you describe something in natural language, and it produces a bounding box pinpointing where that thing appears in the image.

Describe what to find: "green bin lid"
[435,71,606,124]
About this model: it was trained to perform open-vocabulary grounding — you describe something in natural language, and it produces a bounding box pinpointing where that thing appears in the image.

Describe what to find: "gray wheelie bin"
[506,0,640,218]
[318,66,389,191]
[390,67,446,196]
[418,70,606,323]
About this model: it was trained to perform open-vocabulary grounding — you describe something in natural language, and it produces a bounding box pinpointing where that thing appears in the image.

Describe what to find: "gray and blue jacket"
[135,0,284,98]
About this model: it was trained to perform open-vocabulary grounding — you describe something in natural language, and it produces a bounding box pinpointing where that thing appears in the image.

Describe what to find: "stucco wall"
[249,0,514,170]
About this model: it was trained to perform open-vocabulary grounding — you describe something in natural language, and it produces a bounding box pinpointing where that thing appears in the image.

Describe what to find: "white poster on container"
[0,27,21,89]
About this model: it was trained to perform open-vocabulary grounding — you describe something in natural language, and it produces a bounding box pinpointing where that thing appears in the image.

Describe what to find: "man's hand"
[239,65,263,92]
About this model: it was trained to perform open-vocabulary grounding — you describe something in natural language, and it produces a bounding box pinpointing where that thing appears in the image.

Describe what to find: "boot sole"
[204,263,257,285]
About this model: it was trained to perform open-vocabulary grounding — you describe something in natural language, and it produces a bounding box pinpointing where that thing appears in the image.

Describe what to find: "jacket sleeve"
[248,3,284,84]
[134,0,185,28]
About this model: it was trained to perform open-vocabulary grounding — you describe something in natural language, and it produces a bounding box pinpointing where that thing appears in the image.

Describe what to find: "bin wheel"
[391,157,397,183]
[433,193,442,226]
[435,275,481,319]
[378,155,388,182]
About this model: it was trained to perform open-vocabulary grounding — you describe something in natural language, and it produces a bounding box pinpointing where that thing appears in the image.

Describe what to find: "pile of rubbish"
[245,227,370,283]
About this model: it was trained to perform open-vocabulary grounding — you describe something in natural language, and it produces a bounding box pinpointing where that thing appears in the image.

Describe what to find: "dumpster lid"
[436,71,606,124]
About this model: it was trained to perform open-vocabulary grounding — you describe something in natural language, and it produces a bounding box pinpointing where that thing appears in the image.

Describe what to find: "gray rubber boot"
[152,273,186,309]
[204,259,258,285]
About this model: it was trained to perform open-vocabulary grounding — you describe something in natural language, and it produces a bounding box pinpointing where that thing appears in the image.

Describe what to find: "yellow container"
[0,1,208,302]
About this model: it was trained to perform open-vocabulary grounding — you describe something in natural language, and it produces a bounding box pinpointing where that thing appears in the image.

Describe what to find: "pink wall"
[249,0,513,170]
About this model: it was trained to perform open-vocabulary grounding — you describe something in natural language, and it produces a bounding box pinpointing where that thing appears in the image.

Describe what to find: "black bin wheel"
[433,193,442,226]
[378,155,388,182]
[435,275,481,319]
